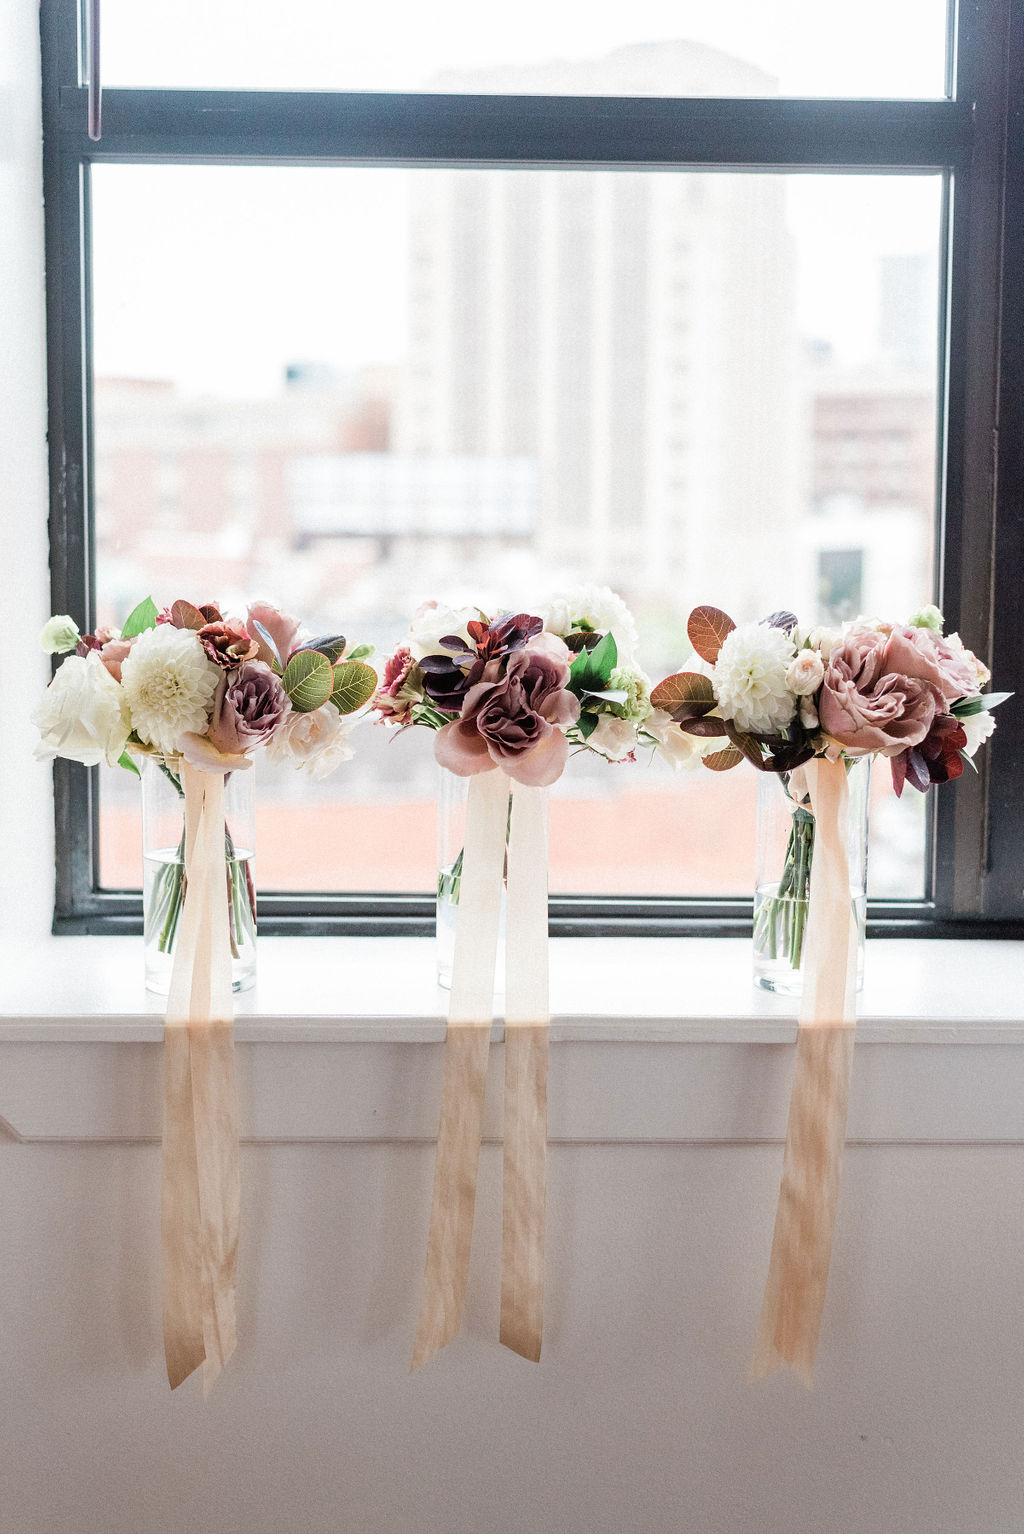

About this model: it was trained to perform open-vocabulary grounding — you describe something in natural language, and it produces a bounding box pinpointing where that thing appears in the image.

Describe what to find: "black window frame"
[41,0,1024,939]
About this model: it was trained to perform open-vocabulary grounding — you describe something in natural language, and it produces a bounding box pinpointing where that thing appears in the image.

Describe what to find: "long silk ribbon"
[752,756,856,1385]
[161,762,241,1394]
[413,769,550,1369]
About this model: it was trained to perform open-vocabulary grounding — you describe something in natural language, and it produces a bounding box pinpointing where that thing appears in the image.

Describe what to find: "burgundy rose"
[198,620,259,669]
[434,633,580,787]
[819,628,944,755]
[891,714,967,797]
[207,660,290,756]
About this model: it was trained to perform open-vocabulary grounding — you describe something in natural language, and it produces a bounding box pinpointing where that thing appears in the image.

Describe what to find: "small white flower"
[120,625,220,758]
[785,649,825,697]
[908,603,944,632]
[799,696,820,731]
[607,666,652,723]
[796,624,843,656]
[40,614,81,654]
[264,702,357,780]
[961,709,997,757]
[406,601,478,661]
[945,631,991,689]
[32,650,131,767]
[642,708,712,771]
[586,715,638,761]
[712,622,797,734]
[541,584,639,666]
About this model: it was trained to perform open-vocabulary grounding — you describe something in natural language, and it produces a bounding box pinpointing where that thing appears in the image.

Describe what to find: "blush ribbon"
[752,755,857,1385]
[413,770,550,1369]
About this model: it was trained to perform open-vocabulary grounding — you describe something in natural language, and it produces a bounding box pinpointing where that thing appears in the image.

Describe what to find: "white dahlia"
[120,625,220,757]
[541,584,640,666]
[712,622,797,734]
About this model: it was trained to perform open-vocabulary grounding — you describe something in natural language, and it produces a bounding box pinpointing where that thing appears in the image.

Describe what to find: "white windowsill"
[1,934,1022,1043]
[3,936,1022,1144]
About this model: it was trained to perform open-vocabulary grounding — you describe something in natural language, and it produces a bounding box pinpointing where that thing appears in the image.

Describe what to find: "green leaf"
[576,712,599,740]
[329,660,378,715]
[281,649,334,713]
[120,597,159,639]
[346,642,376,662]
[117,750,140,778]
[581,688,629,705]
[569,632,618,697]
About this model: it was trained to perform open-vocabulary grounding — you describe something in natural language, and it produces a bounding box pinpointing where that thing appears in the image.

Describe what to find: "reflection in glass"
[92,165,942,900]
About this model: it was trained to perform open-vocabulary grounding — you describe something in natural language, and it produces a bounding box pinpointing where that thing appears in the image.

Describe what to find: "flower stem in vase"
[753,776,814,975]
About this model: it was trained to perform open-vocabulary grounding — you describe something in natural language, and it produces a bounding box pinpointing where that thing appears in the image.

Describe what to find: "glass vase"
[752,756,870,995]
[436,768,509,993]
[141,756,257,996]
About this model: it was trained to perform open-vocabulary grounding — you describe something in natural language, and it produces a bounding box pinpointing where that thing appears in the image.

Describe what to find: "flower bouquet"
[374,587,651,1370]
[35,597,377,990]
[653,600,1009,1383]
[652,602,1007,988]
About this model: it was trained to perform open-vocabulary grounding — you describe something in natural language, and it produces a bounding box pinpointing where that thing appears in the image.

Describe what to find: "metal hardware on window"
[85,0,101,141]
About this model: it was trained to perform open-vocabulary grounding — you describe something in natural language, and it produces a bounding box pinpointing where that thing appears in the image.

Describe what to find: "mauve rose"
[434,632,580,786]
[884,624,978,704]
[208,660,290,756]
[819,627,944,755]
[198,619,258,669]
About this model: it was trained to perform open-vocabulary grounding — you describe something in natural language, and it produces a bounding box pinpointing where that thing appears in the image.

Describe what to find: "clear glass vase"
[141,756,257,996]
[752,756,870,995]
[436,768,509,993]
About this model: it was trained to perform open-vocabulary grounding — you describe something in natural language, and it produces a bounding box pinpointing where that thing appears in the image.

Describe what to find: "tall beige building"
[394,43,806,629]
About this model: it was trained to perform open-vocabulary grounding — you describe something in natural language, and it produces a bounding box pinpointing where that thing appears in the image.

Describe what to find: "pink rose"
[819,628,944,755]
[98,637,132,682]
[434,632,580,786]
[884,624,979,704]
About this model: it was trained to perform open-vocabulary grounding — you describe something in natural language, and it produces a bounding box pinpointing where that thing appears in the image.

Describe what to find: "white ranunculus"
[120,624,220,758]
[586,715,638,761]
[785,648,825,697]
[39,614,82,654]
[32,651,131,767]
[961,708,997,757]
[406,601,479,661]
[642,707,711,771]
[264,702,357,780]
[712,622,797,734]
[540,584,640,666]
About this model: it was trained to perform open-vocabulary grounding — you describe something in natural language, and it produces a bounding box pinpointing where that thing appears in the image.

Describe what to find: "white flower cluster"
[711,623,797,735]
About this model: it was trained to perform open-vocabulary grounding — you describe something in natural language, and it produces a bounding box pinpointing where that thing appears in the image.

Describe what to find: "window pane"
[100,0,950,99]
[91,165,942,900]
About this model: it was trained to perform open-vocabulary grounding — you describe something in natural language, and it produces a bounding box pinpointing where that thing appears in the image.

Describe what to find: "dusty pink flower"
[246,602,301,666]
[98,637,133,682]
[884,624,979,704]
[372,645,420,726]
[198,619,259,669]
[819,628,944,755]
[434,632,579,786]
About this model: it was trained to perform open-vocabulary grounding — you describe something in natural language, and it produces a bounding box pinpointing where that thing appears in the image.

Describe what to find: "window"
[41,0,1024,938]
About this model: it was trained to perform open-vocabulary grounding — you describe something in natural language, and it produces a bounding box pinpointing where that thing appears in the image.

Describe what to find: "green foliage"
[329,660,377,715]
[117,750,140,778]
[346,642,376,662]
[281,649,334,713]
[568,632,618,700]
[120,597,159,639]
[297,634,347,664]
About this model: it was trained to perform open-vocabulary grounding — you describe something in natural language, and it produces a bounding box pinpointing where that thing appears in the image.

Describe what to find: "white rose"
[643,707,711,771]
[540,584,639,666]
[587,715,638,761]
[32,651,131,768]
[264,702,357,780]
[407,602,478,661]
[785,649,825,697]
[961,709,997,757]
[39,614,82,654]
[802,624,843,656]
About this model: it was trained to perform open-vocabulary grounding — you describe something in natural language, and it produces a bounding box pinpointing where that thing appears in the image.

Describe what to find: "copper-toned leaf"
[170,599,206,632]
[687,605,736,664]
[725,723,768,770]
[678,716,729,737]
[650,671,714,713]
[702,747,744,772]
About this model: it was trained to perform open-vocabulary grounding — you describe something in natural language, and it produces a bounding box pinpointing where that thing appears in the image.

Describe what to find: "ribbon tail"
[412,769,509,1371]
[161,765,240,1393]
[752,757,856,1386]
[500,780,549,1362]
